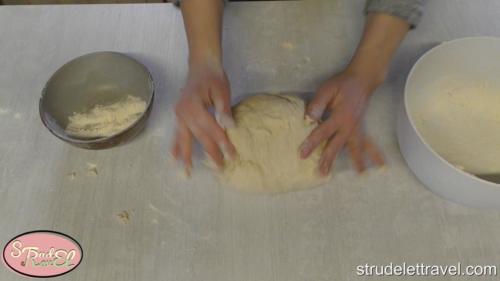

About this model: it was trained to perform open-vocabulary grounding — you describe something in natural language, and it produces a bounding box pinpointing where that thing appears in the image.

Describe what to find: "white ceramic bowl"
[398,37,500,209]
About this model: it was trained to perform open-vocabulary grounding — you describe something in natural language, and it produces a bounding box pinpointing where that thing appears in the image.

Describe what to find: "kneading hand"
[171,62,237,175]
[300,72,385,175]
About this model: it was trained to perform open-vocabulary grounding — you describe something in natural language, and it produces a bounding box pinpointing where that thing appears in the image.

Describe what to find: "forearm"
[346,13,410,91]
[180,0,224,68]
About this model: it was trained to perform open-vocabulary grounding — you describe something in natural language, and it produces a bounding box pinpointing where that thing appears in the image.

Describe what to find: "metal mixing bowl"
[39,52,154,149]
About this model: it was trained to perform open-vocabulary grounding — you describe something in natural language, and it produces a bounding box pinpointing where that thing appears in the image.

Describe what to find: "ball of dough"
[219,94,329,193]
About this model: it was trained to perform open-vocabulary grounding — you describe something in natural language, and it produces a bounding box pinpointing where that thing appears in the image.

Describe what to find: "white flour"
[415,79,500,174]
[65,95,146,138]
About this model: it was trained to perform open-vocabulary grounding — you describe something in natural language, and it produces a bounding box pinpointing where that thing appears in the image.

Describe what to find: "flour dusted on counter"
[65,95,146,138]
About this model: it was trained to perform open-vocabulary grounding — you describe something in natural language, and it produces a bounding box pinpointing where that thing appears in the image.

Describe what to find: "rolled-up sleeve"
[365,0,427,28]
[173,0,226,7]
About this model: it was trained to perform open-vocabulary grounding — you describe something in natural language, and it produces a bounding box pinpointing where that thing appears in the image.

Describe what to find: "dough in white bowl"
[218,94,329,194]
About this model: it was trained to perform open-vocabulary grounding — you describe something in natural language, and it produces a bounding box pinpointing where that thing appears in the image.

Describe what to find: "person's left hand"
[299,71,385,175]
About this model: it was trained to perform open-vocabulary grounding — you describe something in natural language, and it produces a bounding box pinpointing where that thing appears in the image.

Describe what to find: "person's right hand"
[171,61,237,176]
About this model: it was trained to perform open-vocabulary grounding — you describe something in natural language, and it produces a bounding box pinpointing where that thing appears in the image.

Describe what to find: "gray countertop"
[1,1,500,280]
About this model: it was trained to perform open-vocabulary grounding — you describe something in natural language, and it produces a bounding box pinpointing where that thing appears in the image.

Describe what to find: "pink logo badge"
[2,230,83,278]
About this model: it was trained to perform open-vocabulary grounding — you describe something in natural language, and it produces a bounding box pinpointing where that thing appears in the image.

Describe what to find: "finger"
[300,117,341,159]
[177,96,237,162]
[306,83,338,121]
[319,130,350,176]
[363,136,385,167]
[195,129,225,168]
[347,132,366,173]
[196,109,237,160]
[170,137,180,160]
[211,81,235,129]
[177,122,193,176]
[199,135,225,169]
[183,116,225,168]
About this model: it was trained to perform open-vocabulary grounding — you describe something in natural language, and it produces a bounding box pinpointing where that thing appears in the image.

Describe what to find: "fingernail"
[220,143,229,160]
[168,152,185,167]
[299,141,311,158]
[168,152,177,165]
[216,113,236,129]
[178,164,191,180]
[204,152,221,170]
[304,115,316,125]
[220,143,237,161]
[184,165,192,178]
[308,107,323,120]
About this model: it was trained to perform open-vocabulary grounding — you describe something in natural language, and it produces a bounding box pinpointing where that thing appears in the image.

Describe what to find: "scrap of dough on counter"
[116,210,131,224]
[65,95,146,138]
[66,172,77,180]
[0,107,10,115]
[414,79,500,174]
[86,162,98,176]
[281,41,295,50]
[216,94,329,194]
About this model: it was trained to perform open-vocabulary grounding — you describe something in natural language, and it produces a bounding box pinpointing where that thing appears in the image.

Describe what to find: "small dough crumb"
[281,41,295,50]
[67,172,77,180]
[117,210,130,224]
[0,108,10,115]
[87,162,98,176]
